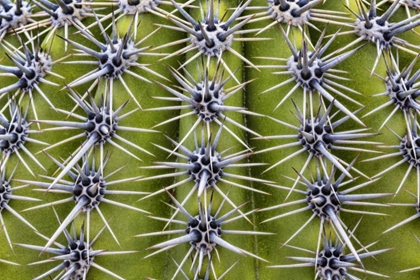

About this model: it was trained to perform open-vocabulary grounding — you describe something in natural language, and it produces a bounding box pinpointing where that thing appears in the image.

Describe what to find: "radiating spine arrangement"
[268,231,391,279]
[1,0,420,279]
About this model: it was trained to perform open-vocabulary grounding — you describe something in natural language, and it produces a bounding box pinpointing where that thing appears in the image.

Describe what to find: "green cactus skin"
[1,0,420,279]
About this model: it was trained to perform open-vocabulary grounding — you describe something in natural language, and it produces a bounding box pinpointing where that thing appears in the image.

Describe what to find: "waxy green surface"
[1,0,420,279]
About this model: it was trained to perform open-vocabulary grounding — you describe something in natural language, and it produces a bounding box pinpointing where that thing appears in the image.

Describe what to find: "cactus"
[1,0,420,279]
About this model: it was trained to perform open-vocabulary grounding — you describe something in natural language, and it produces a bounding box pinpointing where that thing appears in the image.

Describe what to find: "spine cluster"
[0,0,420,279]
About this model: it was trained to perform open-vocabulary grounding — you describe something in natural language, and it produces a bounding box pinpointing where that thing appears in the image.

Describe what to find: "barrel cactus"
[1,0,420,279]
